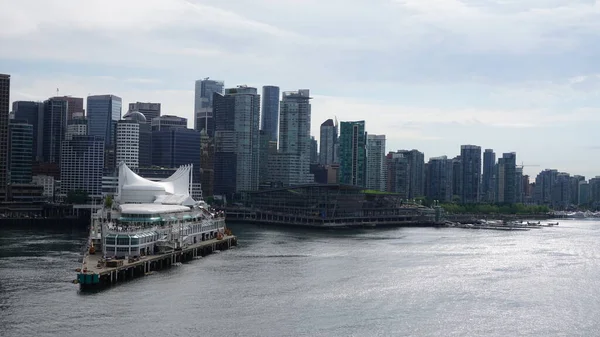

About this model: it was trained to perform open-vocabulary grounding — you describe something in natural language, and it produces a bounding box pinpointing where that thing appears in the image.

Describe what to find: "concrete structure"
[460,145,481,203]
[42,98,68,164]
[396,149,425,199]
[200,129,215,197]
[426,156,453,203]
[339,121,366,187]
[52,96,84,121]
[194,79,223,137]
[65,117,87,140]
[8,120,33,184]
[386,152,410,199]
[552,172,572,209]
[496,152,516,204]
[366,134,386,191]
[116,120,140,170]
[579,180,590,206]
[534,169,558,205]
[482,149,496,203]
[319,119,337,165]
[32,175,57,201]
[60,135,105,199]
[87,94,122,147]
[310,136,318,164]
[452,156,462,200]
[0,74,8,200]
[128,102,160,122]
[122,110,152,168]
[12,101,43,161]
[151,115,187,131]
[213,86,261,197]
[261,85,280,142]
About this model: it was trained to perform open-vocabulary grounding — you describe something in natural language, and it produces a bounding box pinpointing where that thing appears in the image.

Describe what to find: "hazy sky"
[2,0,600,179]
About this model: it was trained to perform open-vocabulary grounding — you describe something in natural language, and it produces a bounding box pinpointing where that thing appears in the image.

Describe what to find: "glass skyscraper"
[339,121,366,187]
[8,120,33,184]
[261,85,280,142]
[12,101,43,161]
[194,79,224,137]
[42,98,68,164]
[482,149,496,203]
[460,145,482,203]
[87,94,122,147]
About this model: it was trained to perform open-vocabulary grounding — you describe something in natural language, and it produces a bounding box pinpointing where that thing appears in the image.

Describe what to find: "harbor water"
[1,220,600,336]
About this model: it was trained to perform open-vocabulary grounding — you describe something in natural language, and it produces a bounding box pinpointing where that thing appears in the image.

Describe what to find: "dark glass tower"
[261,85,280,142]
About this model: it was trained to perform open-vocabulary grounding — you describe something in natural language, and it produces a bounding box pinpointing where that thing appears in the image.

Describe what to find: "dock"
[76,235,237,289]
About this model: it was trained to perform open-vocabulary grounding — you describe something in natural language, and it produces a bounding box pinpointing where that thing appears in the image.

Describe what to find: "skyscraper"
[60,135,105,199]
[482,149,496,203]
[0,74,8,199]
[339,121,366,187]
[53,96,84,120]
[116,119,140,170]
[42,98,68,164]
[496,152,516,204]
[12,101,43,161]
[460,145,481,203]
[122,110,152,168]
[128,102,161,122]
[151,115,188,131]
[87,94,122,147]
[396,149,425,199]
[366,134,386,191]
[319,119,337,165]
[426,156,453,203]
[534,169,558,205]
[194,79,224,137]
[386,152,410,198]
[452,156,462,199]
[8,120,33,184]
[261,85,280,142]
[213,86,261,196]
[310,137,318,164]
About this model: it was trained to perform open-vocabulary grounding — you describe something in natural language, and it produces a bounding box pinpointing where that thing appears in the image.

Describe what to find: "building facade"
[261,85,280,142]
[496,152,516,204]
[426,156,453,203]
[339,121,366,187]
[366,134,386,191]
[65,117,87,140]
[116,120,140,170]
[42,98,68,164]
[319,119,337,165]
[87,94,122,147]
[396,149,425,199]
[194,79,224,137]
[128,102,161,122]
[482,149,496,203]
[12,101,43,161]
[52,96,84,121]
[60,135,105,199]
[460,145,481,203]
[386,152,410,199]
[8,120,33,184]
[151,115,187,131]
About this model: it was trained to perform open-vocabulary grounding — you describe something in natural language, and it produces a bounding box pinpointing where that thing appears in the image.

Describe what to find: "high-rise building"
[87,95,121,147]
[12,101,43,161]
[65,117,87,140]
[213,86,261,197]
[261,85,280,142]
[194,79,224,137]
[52,96,84,120]
[128,102,161,122]
[426,156,453,203]
[319,119,337,165]
[60,135,105,199]
[42,98,68,164]
[496,152,516,204]
[452,156,462,200]
[8,120,33,184]
[460,145,481,203]
[570,175,585,206]
[151,115,187,131]
[122,110,151,168]
[366,134,386,191]
[534,169,558,205]
[515,166,524,203]
[310,137,318,164]
[579,180,590,206]
[339,121,366,187]
[258,131,278,186]
[269,89,314,186]
[200,129,215,197]
[552,172,572,209]
[0,74,8,199]
[116,120,140,170]
[482,149,496,203]
[386,152,410,198]
[396,149,425,199]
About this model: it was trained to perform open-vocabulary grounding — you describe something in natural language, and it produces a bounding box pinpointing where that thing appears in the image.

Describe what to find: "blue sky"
[2,0,600,179]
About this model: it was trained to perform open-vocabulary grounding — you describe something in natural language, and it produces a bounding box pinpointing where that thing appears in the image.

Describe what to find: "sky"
[2,0,600,179]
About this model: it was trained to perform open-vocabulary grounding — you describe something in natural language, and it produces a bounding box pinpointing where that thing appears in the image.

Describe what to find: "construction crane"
[517,162,540,169]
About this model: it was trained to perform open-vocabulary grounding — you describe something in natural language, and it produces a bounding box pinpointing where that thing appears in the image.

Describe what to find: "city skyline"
[3,1,600,178]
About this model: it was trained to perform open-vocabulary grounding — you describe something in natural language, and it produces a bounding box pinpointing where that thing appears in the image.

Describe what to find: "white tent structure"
[116,162,196,206]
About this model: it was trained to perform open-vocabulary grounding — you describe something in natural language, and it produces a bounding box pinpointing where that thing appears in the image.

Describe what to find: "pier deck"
[77,235,237,289]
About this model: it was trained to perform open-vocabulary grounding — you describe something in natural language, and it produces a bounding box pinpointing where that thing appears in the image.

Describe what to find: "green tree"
[104,195,113,209]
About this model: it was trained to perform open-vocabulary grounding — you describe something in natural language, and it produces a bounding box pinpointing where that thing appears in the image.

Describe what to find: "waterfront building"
[8,120,33,184]
[426,156,453,203]
[32,174,56,201]
[310,137,318,164]
[319,119,337,165]
[551,173,572,209]
[42,98,68,164]
[261,85,280,142]
[269,89,314,186]
[515,167,524,203]
[339,121,366,187]
[128,102,160,122]
[482,149,496,203]
[460,145,481,203]
[200,129,215,197]
[122,110,152,168]
[258,130,277,186]
[151,115,187,131]
[366,135,386,191]
[116,119,140,171]
[87,94,122,147]
[194,78,223,137]
[52,96,84,121]
[12,101,43,161]
[534,169,558,205]
[396,149,425,199]
[60,135,105,199]
[452,156,462,200]
[386,152,410,199]
[570,175,585,206]
[213,86,261,197]
[579,180,590,206]
[496,152,516,204]
[65,117,87,140]
[0,74,8,200]
[102,175,118,197]
[590,177,600,208]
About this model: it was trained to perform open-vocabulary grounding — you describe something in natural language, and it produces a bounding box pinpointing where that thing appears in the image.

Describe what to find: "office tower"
[395,149,425,199]
[310,137,318,164]
[339,121,366,186]
[12,101,43,161]
[258,130,271,185]
[579,180,590,206]
[319,119,337,165]
[42,98,68,164]
[571,175,585,206]
[426,156,453,203]
[460,145,481,203]
[366,134,386,191]
[151,115,187,131]
[552,172,572,209]
[194,78,224,137]
[128,102,161,122]
[482,149,496,203]
[53,96,84,120]
[534,169,558,205]
[496,152,516,204]
[8,120,33,184]
[515,166,524,203]
[87,94,122,147]
[213,86,261,196]
[0,74,8,199]
[386,152,410,199]
[200,129,215,197]
[60,135,105,199]
[122,110,151,167]
[65,118,87,140]
[261,85,280,142]
[451,156,462,199]
[116,119,140,170]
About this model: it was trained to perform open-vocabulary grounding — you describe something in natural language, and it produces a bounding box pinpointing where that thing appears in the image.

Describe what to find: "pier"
[77,235,237,289]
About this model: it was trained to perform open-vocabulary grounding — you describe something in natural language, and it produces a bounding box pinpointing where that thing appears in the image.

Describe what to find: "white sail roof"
[117,162,195,204]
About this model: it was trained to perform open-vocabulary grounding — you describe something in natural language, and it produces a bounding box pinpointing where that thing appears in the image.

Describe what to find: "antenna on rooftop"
[56,88,59,96]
